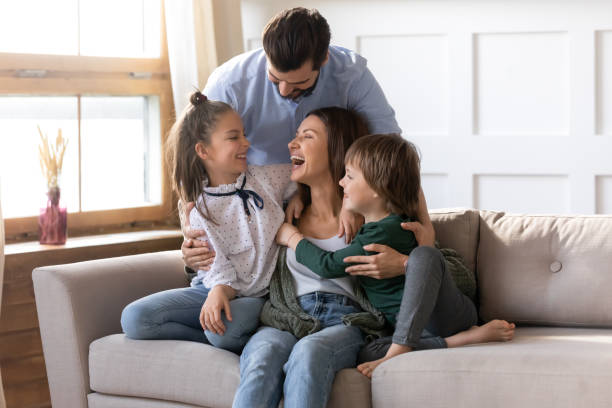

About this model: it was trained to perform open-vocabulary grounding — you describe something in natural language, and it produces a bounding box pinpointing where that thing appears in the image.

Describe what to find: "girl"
[121,91,295,353]
[277,133,515,377]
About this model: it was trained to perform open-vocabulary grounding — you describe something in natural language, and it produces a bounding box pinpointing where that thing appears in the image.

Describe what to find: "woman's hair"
[262,7,331,72]
[165,91,234,223]
[344,134,421,218]
[298,107,369,212]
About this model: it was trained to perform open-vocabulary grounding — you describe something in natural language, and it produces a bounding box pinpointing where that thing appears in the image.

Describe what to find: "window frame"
[0,3,175,240]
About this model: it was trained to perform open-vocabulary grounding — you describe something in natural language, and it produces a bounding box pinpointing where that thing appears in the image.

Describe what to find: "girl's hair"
[298,107,369,212]
[344,134,421,218]
[165,91,234,223]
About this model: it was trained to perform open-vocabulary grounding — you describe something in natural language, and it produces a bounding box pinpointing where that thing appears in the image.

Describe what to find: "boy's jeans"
[360,246,478,361]
[120,283,264,353]
[233,292,365,408]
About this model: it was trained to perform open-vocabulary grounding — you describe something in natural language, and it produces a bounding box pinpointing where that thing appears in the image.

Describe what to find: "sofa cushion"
[372,327,612,408]
[478,211,612,326]
[90,335,240,408]
[90,334,372,408]
[430,208,480,273]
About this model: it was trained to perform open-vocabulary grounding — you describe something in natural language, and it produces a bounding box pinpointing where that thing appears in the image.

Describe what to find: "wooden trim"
[5,205,175,240]
[0,53,169,74]
[0,77,169,95]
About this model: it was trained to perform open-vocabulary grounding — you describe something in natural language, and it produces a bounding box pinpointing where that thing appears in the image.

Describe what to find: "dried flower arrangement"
[37,126,68,244]
[38,125,68,190]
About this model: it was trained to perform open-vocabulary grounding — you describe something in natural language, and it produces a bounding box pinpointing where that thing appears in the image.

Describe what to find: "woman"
[231,107,389,408]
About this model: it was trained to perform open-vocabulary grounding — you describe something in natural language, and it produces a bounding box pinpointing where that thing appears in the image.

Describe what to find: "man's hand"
[179,200,215,270]
[343,243,408,279]
[284,193,304,223]
[337,206,364,244]
[200,285,236,335]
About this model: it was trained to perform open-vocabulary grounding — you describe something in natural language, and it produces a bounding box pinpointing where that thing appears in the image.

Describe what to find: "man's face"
[267,60,320,100]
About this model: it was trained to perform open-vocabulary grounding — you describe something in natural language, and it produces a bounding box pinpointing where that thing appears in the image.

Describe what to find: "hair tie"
[191,91,208,106]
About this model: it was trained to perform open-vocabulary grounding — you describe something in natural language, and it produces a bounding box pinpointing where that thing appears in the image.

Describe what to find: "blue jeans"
[232,292,365,408]
[120,283,265,353]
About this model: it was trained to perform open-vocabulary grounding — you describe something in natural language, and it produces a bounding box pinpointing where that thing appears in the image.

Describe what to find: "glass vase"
[39,186,67,245]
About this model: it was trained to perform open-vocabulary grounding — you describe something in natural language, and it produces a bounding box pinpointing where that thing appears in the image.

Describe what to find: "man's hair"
[298,107,369,212]
[262,7,331,72]
[344,134,421,218]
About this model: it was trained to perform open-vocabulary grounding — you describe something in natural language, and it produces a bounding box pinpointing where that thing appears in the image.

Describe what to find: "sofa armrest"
[33,250,186,408]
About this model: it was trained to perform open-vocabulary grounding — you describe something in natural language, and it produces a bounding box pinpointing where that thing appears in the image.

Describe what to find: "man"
[183,7,434,282]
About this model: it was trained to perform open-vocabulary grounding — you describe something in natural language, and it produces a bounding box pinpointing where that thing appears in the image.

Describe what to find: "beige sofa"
[33,209,612,408]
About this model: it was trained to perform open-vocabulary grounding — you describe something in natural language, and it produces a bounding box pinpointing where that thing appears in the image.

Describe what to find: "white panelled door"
[241,0,612,214]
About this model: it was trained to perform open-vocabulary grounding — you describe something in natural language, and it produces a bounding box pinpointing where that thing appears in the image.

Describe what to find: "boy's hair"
[344,134,421,218]
[165,91,233,223]
[298,107,369,212]
[262,7,331,72]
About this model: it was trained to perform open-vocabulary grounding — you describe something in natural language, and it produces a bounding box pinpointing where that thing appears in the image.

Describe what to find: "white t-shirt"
[286,235,358,301]
[190,164,294,297]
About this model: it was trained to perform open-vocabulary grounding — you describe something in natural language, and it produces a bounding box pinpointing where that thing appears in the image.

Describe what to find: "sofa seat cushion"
[371,327,612,408]
[90,334,240,408]
[90,334,372,408]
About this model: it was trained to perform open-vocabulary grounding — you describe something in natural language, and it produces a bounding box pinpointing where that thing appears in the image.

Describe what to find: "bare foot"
[446,319,515,348]
[357,343,412,378]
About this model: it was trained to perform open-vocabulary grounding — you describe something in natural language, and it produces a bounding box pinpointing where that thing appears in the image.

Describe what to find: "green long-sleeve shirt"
[295,213,417,325]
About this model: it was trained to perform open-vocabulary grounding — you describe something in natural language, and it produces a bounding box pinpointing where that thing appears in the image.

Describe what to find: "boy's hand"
[284,193,304,223]
[200,285,236,335]
[343,244,408,279]
[337,206,364,244]
[276,223,301,248]
[179,200,216,270]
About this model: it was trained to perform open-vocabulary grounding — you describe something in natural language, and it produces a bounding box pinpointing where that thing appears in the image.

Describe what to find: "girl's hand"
[337,206,364,244]
[284,193,304,223]
[200,285,236,335]
[179,200,216,270]
[276,223,300,247]
[343,243,408,279]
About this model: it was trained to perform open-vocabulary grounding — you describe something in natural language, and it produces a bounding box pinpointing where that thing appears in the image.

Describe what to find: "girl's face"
[288,114,330,184]
[339,161,380,215]
[197,110,249,185]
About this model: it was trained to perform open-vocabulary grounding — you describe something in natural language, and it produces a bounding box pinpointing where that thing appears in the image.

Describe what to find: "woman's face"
[288,114,330,184]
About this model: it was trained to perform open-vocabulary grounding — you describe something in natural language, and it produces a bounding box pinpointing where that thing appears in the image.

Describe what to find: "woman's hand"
[401,220,435,247]
[284,193,304,223]
[343,243,408,279]
[179,200,216,270]
[337,206,364,244]
[200,285,236,335]
[408,187,436,247]
[276,223,302,249]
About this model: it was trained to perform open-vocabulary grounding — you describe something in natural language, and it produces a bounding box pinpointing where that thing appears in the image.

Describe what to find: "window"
[0,0,174,239]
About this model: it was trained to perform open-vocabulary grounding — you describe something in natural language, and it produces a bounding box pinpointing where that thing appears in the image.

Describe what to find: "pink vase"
[39,187,67,245]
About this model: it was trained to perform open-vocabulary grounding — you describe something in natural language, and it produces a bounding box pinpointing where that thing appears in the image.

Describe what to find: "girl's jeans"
[120,283,264,354]
[232,292,365,408]
[359,246,478,362]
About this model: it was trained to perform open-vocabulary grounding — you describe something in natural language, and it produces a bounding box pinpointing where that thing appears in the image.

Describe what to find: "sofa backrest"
[478,210,612,327]
[430,208,480,274]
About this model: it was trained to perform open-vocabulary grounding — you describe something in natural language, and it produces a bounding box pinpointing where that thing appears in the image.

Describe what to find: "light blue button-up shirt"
[203,45,401,165]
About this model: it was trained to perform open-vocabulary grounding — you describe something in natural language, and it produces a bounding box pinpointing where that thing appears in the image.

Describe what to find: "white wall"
[241,0,612,214]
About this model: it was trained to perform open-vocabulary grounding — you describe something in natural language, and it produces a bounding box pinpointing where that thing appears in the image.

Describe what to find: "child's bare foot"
[446,319,515,348]
[357,343,412,378]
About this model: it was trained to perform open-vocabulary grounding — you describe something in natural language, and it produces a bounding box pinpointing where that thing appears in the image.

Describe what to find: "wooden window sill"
[5,229,183,256]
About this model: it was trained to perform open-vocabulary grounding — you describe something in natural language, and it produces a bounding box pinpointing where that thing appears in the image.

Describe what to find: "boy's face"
[266,58,323,100]
[339,161,381,215]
